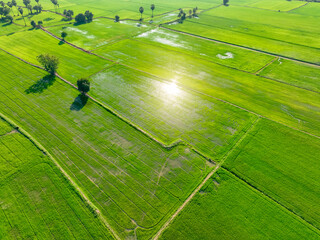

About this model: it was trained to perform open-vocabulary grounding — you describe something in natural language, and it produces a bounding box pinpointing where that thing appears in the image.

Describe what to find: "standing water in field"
[216,52,234,59]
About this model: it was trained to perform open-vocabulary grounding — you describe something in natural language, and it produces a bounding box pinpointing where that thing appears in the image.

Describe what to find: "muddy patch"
[216,52,234,59]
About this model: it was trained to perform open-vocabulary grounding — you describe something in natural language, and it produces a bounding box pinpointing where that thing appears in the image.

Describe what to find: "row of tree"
[37,54,91,98]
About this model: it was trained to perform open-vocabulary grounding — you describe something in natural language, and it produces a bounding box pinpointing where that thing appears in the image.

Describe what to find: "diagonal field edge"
[152,117,261,240]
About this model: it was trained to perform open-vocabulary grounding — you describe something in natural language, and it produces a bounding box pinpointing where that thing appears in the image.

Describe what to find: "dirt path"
[159,26,320,68]
[153,117,260,240]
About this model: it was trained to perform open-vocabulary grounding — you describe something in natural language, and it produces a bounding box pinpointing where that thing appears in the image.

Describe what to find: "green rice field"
[1,0,320,239]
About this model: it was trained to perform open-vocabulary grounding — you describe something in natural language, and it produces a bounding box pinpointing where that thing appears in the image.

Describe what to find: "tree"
[11,0,18,16]
[6,14,12,22]
[1,6,10,18]
[7,2,13,16]
[84,10,93,22]
[22,0,30,7]
[115,15,119,22]
[33,5,42,13]
[30,19,36,27]
[61,31,67,40]
[0,1,4,7]
[223,0,229,6]
[150,4,155,18]
[77,78,90,94]
[27,4,32,14]
[193,7,197,16]
[37,20,42,26]
[37,54,59,75]
[75,13,85,24]
[35,0,39,6]
[189,9,192,18]
[139,6,144,21]
[18,7,26,25]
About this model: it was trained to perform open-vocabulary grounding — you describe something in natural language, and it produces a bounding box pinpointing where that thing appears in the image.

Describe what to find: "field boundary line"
[152,117,260,240]
[223,167,320,234]
[287,2,309,12]
[255,56,278,74]
[0,111,121,240]
[159,26,320,68]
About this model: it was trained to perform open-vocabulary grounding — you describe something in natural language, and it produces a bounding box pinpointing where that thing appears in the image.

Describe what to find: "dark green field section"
[0,120,113,240]
[224,118,320,230]
[167,5,320,64]
[94,39,320,137]
[259,59,320,93]
[0,48,213,239]
[90,64,256,160]
[160,169,320,240]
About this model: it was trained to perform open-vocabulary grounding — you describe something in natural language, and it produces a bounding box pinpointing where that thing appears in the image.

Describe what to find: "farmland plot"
[0,121,113,239]
[160,169,320,240]
[48,18,153,50]
[167,6,320,63]
[94,39,320,136]
[0,30,111,82]
[90,64,256,160]
[246,0,307,11]
[224,118,320,229]
[259,59,320,92]
[135,28,274,73]
[0,50,212,239]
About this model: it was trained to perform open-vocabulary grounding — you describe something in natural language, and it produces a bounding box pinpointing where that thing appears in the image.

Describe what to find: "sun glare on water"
[162,82,180,96]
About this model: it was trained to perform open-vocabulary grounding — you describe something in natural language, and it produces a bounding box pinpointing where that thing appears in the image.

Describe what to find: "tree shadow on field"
[25,74,56,94]
[70,94,88,111]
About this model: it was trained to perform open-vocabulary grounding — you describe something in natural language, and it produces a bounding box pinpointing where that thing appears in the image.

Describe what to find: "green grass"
[14,11,68,27]
[290,2,320,16]
[0,47,212,239]
[48,18,152,50]
[246,0,307,11]
[167,5,320,63]
[0,118,13,136]
[134,27,274,73]
[0,128,113,239]
[260,59,320,92]
[160,169,320,240]
[0,22,24,36]
[90,64,256,160]
[0,29,111,81]
[224,118,320,229]
[94,39,320,137]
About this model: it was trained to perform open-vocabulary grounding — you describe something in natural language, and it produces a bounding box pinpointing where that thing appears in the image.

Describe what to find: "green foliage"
[77,78,90,93]
[75,12,86,24]
[37,53,59,74]
[61,30,67,40]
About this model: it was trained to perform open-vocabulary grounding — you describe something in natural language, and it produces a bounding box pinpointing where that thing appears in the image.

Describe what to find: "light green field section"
[0,30,111,81]
[0,119,13,136]
[135,27,274,73]
[247,0,307,11]
[260,59,320,92]
[48,18,152,50]
[0,49,212,239]
[167,5,320,63]
[0,129,113,239]
[225,118,320,229]
[0,22,24,36]
[290,2,320,16]
[160,169,320,240]
[90,64,256,160]
[94,39,320,137]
